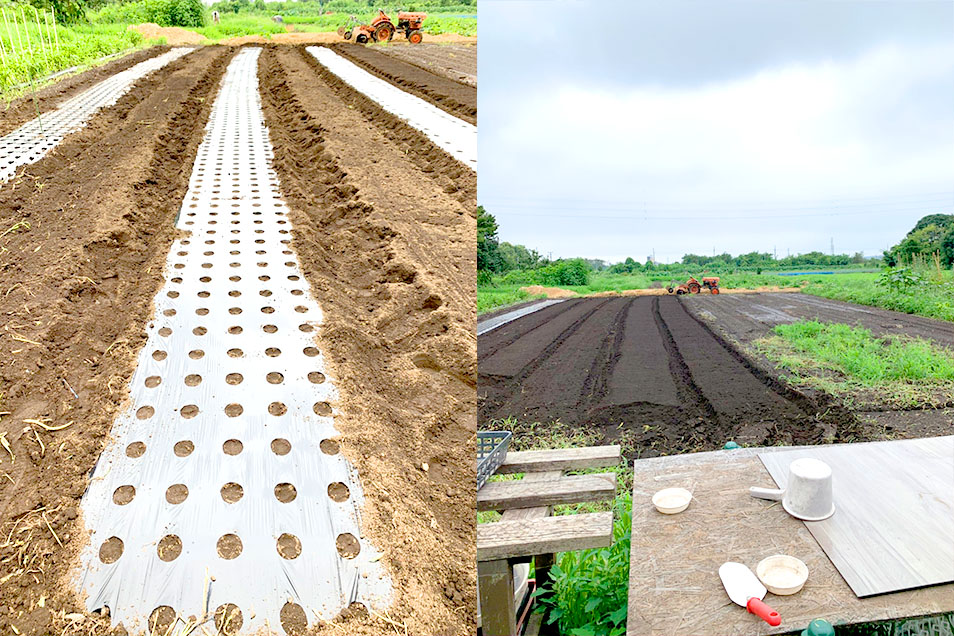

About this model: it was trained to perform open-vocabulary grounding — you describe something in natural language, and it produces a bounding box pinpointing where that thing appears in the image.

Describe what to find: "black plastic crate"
[477,431,512,490]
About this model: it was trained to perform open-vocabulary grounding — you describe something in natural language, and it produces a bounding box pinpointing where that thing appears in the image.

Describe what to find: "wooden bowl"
[652,488,692,514]
[757,555,809,595]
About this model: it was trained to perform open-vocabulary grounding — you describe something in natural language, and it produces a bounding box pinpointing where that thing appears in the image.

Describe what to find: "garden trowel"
[719,562,781,626]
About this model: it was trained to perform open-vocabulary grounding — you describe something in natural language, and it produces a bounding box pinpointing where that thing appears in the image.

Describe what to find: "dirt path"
[686,292,954,350]
[684,293,954,437]
[0,46,167,138]
[377,43,476,87]
[0,46,234,635]
[256,45,475,635]
[478,297,856,458]
[330,43,476,124]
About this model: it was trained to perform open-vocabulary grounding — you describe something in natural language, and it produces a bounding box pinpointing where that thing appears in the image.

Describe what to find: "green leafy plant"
[533,492,632,636]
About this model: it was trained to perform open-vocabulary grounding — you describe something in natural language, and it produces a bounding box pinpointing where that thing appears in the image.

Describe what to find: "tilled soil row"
[478,297,858,459]
[258,45,475,635]
[377,43,477,87]
[0,45,235,636]
[0,46,168,138]
[299,46,476,207]
[330,43,477,124]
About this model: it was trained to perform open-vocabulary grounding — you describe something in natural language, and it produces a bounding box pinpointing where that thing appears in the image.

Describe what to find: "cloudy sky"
[478,0,954,264]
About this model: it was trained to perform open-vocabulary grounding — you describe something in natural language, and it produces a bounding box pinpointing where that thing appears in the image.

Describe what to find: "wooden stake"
[50,6,58,51]
[44,10,53,57]
[1,9,13,57]
[32,7,47,70]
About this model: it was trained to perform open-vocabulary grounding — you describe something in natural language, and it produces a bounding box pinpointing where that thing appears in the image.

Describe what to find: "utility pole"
[773,246,777,261]
[830,237,834,256]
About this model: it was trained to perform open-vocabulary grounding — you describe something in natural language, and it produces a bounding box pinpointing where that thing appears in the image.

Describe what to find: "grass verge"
[804,271,954,323]
[477,284,545,314]
[756,320,954,408]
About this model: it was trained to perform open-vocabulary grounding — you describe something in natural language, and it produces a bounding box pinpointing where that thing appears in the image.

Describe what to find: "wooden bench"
[477,445,621,636]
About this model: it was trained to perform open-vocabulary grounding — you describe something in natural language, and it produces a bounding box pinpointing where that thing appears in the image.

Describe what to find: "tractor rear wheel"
[408,29,423,43]
[688,283,701,293]
[676,289,686,295]
[710,287,720,294]
[374,24,394,41]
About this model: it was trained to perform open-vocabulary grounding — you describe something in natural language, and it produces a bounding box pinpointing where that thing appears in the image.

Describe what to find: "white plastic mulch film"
[306,46,477,171]
[77,47,391,635]
[0,48,194,183]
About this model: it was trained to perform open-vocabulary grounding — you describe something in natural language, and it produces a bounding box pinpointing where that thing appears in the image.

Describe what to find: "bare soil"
[257,44,475,635]
[0,45,234,635]
[376,43,476,87]
[478,297,858,460]
[684,292,954,437]
[330,43,477,124]
[0,46,167,137]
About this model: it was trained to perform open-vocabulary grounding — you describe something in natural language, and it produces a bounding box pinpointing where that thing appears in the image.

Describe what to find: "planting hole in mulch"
[216,534,243,560]
[157,534,182,561]
[276,533,301,560]
[148,606,176,635]
[214,603,243,634]
[336,533,360,559]
[166,484,189,504]
[280,601,307,634]
[99,537,123,564]
[271,438,291,455]
[223,439,243,455]
[112,485,135,505]
[174,440,194,457]
[319,439,339,455]
[328,482,350,502]
[221,482,243,503]
[274,482,297,503]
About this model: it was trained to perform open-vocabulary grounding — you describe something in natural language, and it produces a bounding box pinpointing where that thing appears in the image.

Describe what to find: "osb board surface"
[760,437,954,598]
[627,445,954,636]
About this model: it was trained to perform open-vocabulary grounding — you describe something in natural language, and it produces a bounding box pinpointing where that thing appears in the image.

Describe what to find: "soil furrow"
[0,45,234,636]
[331,43,476,124]
[580,298,631,411]
[257,44,474,636]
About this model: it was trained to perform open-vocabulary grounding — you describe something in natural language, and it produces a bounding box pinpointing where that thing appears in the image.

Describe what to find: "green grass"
[477,284,545,314]
[283,12,476,35]
[804,271,954,323]
[757,320,954,407]
[192,14,285,40]
[1,19,144,95]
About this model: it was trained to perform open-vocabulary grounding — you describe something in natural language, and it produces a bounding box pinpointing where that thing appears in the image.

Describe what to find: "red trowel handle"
[747,597,781,626]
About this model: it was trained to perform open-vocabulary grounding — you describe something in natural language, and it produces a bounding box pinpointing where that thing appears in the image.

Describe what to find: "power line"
[489,204,953,221]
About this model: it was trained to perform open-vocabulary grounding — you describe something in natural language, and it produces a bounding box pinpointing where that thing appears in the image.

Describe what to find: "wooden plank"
[626,443,954,636]
[478,512,613,561]
[477,473,616,511]
[501,471,563,522]
[759,436,954,597]
[497,445,621,474]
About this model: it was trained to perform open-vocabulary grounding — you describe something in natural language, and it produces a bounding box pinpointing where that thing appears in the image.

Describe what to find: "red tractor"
[667,276,721,295]
[339,10,427,44]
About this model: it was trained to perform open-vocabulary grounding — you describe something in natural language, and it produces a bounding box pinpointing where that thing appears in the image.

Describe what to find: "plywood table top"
[627,442,954,636]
